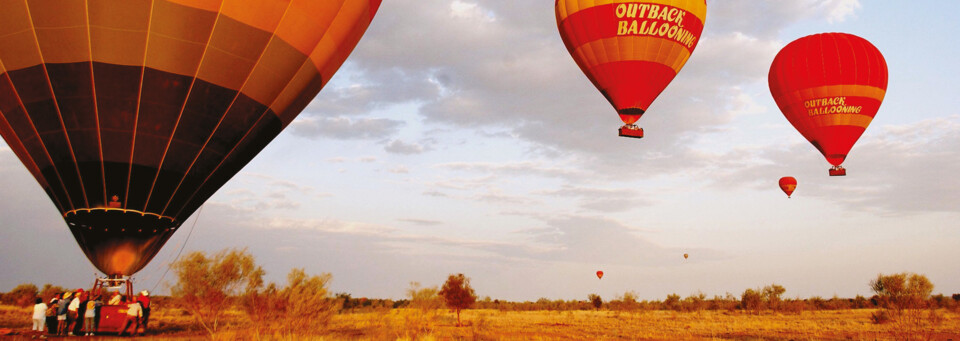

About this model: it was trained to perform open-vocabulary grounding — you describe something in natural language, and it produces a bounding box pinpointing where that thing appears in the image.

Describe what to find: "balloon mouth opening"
[65,209,180,276]
[617,108,645,125]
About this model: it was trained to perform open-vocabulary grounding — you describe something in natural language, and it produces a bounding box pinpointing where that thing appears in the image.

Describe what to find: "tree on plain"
[870,272,933,310]
[588,294,603,310]
[438,273,477,326]
[170,248,264,337]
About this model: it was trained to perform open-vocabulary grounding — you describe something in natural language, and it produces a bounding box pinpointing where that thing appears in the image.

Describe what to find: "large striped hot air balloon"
[556,0,706,138]
[769,33,888,176]
[0,0,382,277]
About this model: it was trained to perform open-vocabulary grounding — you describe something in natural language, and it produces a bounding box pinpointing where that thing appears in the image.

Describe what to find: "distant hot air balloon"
[596,271,604,279]
[769,33,888,176]
[0,0,382,277]
[779,177,797,198]
[556,0,707,138]
[683,253,689,259]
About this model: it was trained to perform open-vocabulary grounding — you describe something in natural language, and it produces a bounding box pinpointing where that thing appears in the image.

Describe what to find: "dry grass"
[325,309,960,340]
[2,305,958,340]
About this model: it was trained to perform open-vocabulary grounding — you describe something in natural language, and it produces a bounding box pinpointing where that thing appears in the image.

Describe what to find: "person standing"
[31,297,47,338]
[83,295,101,336]
[72,290,88,336]
[45,296,58,335]
[137,290,151,335]
[118,297,142,336]
[66,291,81,335]
[56,292,70,336]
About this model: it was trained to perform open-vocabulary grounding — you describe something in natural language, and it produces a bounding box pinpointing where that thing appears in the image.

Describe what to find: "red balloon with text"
[556,0,707,138]
[769,33,888,176]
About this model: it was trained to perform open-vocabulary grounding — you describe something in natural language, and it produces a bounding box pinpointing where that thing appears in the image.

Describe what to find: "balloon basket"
[618,125,644,139]
[829,166,846,176]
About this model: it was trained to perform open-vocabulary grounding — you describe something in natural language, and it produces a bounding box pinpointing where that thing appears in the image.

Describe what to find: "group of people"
[29,289,151,338]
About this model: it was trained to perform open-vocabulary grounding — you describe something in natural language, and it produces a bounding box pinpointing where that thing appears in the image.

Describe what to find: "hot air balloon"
[769,33,888,176]
[596,270,604,279]
[683,253,688,259]
[779,176,797,198]
[556,0,706,138]
[0,0,382,278]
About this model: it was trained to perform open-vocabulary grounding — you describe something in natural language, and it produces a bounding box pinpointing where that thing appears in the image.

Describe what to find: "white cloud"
[289,116,404,140]
[387,165,410,174]
[820,0,862,23]
[384,139,426,155]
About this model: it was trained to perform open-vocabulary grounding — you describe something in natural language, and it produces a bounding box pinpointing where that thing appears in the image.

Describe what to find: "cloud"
[384,139,426,155]
[289,116,404,140]
[537,186,655,213]
[387,165,410,174]
[211,173,321,211]
[398,218,443,226]
[516,215,722,266]
[436,162,583,180]
[708,0,862,39]
[704,117,960,214]
[329,0,849,188]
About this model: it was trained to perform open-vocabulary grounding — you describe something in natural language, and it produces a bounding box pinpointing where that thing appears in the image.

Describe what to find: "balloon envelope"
[683,253,688,259]
[0,0,382,276]
[596,270,604,279]
[769,33,887,175]
[555,0,706,135]
[779,177,797,198]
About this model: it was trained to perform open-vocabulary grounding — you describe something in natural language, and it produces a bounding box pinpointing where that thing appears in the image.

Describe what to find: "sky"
[2,0,959,302]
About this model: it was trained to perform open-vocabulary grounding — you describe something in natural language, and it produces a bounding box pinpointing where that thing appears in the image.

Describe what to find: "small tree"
[871,272,933,310]
[741,288,762,313]
[438,273,477,326]
[663,293,681,311]
[170,248,264,337]
[762,284,786,311]
[588,294,603,309]
[278,269,337,333]
[400,282,441,338]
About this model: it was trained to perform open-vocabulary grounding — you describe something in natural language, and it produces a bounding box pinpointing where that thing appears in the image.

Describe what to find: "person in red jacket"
[137,291,151,334]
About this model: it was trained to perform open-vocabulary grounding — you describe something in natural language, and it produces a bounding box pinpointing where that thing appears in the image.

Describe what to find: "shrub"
[170,248,264,337]
[741,289,762,313]
[588,294,602,310]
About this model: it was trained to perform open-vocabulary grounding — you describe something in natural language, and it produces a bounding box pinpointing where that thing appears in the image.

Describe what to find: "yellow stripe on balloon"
[573,36,691,73]
[781,84,886,107]
[810,113,874,129]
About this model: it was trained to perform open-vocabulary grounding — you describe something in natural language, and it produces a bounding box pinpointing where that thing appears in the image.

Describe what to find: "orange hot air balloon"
[683,253,688,259]
[596,271,604,279]
[779,177,797,198]
[0,0,382,277]
[556,0,707,138]
[769,33,888,176]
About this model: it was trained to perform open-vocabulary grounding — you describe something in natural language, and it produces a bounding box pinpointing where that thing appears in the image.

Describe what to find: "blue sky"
[2,0,959,302]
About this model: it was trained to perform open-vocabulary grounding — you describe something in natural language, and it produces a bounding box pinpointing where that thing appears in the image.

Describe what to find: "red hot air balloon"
[769,33,888,176]
[596,270,604,279]
[779,176,797,198]
[0,0,382,277]
[556,0,707,138]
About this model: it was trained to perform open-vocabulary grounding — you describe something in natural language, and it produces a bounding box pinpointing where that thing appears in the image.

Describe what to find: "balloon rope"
[150,205,204,293]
